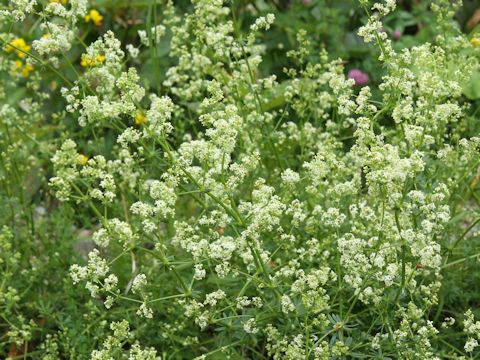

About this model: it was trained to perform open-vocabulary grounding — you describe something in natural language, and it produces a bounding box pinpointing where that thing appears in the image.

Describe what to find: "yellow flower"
[6,38,31,58]
[49,0,68,4]
[471,37,480,48]
[77,154,89,166]
[80,54,106,67]
[11,60,34,77]
[134,111,147,125]
[84,9,103,26]
[21,63,34,77]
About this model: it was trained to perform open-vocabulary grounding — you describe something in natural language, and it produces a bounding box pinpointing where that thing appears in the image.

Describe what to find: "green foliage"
[1,0,480,359]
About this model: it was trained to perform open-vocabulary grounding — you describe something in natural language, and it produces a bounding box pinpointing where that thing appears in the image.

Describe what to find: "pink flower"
[393,29,402,39]
[348,69,369,86]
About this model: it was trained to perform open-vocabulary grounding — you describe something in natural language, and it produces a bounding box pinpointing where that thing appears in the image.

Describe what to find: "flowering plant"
[1,0,480,358]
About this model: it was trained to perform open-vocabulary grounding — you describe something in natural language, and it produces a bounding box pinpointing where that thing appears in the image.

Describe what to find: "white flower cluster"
[61,32,147,127]
[93,219,137,249]
[0,0,37,22]
[91,320,157,360]
[70,249,115,299]
[138,24,166,46]
[463,310,480,352]
[49,139,82,201]
[250,13,275,32]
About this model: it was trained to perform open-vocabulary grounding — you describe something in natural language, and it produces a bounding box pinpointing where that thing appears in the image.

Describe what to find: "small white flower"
[132,273,147,294]
[136,303,153,319]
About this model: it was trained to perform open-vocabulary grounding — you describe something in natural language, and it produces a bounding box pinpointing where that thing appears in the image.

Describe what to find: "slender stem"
[448,217,480,253]
[442,252,480,269]
[394,209,407,304]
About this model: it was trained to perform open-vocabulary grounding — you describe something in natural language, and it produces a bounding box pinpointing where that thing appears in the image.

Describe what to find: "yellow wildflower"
[134,111,147,125]
[471,37,480,48]
[80,54,106,67]
[21,63,34,77]
[84,9,103,26]
[6,38,31,58]
[11,60,34,77]
[77,154,89,166]
[49,0,68,4]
